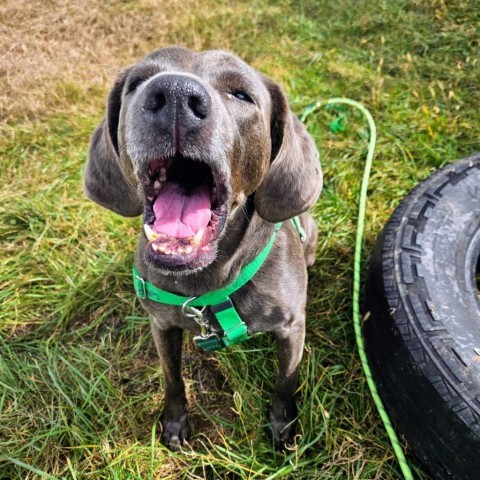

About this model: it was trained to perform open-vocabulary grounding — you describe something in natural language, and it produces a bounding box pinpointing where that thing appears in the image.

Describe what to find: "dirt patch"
[0,0,208,124]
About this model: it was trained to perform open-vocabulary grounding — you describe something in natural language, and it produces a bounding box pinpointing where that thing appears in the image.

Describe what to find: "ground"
[1,0,479,478]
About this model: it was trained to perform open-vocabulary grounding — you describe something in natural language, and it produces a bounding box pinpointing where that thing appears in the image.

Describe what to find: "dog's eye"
[231,90,254,103]
[127,78,144,94]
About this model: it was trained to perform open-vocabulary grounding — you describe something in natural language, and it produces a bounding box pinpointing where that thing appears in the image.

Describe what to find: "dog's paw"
[268,402,298,451]
[269,414,297,451]
[160,413,190,451]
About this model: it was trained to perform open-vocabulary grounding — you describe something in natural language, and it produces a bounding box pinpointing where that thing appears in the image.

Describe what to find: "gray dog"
[84,47,322,450]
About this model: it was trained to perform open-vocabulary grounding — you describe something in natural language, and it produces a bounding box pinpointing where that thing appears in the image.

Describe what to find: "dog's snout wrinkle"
[143,74,211,141]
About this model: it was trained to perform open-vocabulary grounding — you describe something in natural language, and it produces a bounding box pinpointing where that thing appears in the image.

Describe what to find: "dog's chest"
[142,275,302,339]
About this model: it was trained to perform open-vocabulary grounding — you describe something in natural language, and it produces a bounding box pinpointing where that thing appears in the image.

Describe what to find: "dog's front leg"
[270,318,305,450]
[151,323,190,450]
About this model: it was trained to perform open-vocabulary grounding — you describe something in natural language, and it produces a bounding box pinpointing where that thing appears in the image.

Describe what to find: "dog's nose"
[142,74,211,136]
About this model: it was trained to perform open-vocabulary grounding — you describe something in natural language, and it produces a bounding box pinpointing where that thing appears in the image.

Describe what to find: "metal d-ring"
[181,297,209,336]
[181,298,220,344]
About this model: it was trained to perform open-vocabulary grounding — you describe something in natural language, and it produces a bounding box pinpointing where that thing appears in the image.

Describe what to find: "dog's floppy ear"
[255,79,322,223]
[84,68,142,217]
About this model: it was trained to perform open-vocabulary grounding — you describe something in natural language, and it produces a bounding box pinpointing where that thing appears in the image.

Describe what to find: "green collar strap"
[133,222,283,351]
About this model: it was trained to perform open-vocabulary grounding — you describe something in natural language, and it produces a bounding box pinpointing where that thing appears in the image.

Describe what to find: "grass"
[1,0,479,478]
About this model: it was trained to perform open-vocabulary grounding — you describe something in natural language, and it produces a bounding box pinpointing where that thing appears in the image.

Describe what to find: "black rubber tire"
[363,153,480,480]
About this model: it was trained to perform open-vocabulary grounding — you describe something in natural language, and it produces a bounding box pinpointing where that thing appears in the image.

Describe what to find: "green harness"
[133,219,306,351]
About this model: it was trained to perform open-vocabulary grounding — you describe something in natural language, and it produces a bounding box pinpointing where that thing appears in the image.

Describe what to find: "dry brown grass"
[0,0,212,124]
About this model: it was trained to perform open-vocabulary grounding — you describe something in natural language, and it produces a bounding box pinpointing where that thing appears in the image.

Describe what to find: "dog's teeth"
[177,246,185,254]
[185,245,193,254]
[151,243,159,252]
[191,229,204,247]
[147,195,154,202]
[160,167,166,175]
[159,175,167,182]
[144,224,159,242]
[157,244,166,253]
[164,248,172,255]
[154,180,162,191]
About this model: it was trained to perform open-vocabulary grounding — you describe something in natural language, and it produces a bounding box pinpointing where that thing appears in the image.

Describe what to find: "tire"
[363,153,480,480]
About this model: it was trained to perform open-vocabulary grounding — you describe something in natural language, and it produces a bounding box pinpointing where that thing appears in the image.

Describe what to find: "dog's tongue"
[153,182,211,238]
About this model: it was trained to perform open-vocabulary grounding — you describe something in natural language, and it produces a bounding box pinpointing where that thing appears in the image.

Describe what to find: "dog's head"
[85,47,322,273]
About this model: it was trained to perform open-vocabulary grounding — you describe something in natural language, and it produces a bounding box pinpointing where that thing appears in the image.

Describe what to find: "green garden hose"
[301,99,415,480]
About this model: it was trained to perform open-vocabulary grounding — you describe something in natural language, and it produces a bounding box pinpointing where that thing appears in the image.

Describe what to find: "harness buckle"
[193,331,221,342]
[134,275,147,299]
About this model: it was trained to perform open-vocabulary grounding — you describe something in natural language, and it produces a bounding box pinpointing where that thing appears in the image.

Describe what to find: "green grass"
[1,0,479,478]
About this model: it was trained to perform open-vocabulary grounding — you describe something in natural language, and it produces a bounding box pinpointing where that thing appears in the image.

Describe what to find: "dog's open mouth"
[142,155,228,269]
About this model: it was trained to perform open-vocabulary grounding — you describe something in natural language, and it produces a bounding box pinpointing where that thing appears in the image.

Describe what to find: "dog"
[84,46,322,450]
